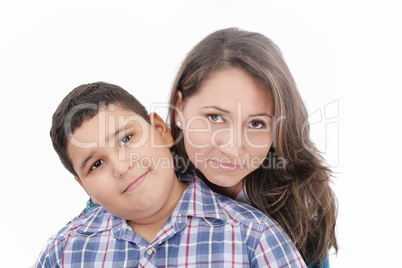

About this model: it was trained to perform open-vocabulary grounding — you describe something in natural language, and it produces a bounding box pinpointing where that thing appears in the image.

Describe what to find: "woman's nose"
[212,124,244,155]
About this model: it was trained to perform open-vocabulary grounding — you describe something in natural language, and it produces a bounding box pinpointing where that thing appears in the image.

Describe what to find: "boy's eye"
[207,114,224,123]
[120,135,133,146]
[91,160,104,171]
[247,120,266,129]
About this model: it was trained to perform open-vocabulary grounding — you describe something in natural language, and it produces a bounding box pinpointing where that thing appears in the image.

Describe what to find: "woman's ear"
[74,177,99,204]
[174,91,184,129]
[149,112,174,148]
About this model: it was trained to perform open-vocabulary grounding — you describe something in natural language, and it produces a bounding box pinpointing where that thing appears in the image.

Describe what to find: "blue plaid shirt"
[35,172,306,267]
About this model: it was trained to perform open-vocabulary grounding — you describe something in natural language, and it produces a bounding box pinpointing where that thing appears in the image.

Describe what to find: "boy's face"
[67,105,176,222]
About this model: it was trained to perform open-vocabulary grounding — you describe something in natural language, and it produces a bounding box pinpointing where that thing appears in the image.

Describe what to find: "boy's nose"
[111,153,132,178]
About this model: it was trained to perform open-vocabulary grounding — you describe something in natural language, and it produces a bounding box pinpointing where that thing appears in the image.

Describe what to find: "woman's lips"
[123,172,148,193]
[210,160,241,172]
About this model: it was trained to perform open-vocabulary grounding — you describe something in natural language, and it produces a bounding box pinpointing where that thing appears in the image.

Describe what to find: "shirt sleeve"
[250,224,307,268]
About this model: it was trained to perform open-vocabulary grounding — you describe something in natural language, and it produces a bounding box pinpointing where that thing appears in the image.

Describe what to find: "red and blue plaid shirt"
[35,172,306,267]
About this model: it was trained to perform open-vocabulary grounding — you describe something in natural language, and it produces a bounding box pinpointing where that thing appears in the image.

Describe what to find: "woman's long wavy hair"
[168,27,338,265]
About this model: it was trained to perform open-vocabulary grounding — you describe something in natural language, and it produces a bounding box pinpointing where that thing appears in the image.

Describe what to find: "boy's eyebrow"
[109,124,129,141]
[79,124,130,172]
[80,153,95,172]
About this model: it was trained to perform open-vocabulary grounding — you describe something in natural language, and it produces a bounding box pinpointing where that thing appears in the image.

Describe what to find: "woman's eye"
[207,114,224,123]
[120,135,132,146]
[91,160,104,171]
[247,121,266,129]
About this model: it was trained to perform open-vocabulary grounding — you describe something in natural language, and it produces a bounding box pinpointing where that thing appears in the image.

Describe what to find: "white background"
[1,1,400,267]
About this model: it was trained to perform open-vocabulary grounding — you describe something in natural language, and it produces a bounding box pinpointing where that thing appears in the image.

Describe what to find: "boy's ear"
[174,91,184,129]
[74,177,99,205]
[149,112,173,148]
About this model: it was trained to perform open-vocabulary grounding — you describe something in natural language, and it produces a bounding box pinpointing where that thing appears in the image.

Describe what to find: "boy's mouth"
[123,171,149,193]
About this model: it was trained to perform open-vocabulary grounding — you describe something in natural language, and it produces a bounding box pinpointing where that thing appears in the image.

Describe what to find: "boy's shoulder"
[175,173,306,267]
[177,171,277,228]
[46,207,121,245]
[215,192,273,225]
[35,208,128,266]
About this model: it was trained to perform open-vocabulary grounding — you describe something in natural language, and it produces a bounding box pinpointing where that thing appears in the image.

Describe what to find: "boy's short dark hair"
[50,82,150,178]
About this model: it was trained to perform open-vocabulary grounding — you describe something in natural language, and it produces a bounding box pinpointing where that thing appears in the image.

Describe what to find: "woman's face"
[175,67,274,196]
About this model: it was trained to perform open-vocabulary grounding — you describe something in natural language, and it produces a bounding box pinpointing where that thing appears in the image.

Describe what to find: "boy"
[35,82,306,267]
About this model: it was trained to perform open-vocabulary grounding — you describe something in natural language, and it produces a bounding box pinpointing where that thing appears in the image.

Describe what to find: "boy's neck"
[126,177,187,243]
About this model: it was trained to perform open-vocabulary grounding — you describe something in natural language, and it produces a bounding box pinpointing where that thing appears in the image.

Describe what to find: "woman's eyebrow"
[202,106,230,113]
[249,113,273,118]
[202,106,273,119]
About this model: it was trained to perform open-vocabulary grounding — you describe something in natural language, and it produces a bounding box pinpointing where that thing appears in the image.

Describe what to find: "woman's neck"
[203,178,244,200]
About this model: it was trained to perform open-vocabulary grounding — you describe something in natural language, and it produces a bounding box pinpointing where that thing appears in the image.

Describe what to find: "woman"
[169,27,338,267]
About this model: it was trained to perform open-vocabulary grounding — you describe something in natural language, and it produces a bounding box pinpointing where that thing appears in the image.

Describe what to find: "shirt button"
[146,248,153,255]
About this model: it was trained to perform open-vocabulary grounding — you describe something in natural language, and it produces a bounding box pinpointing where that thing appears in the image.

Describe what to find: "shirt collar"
[74,171,231,236]
[73,207,124,235]
[171,171,228,223]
